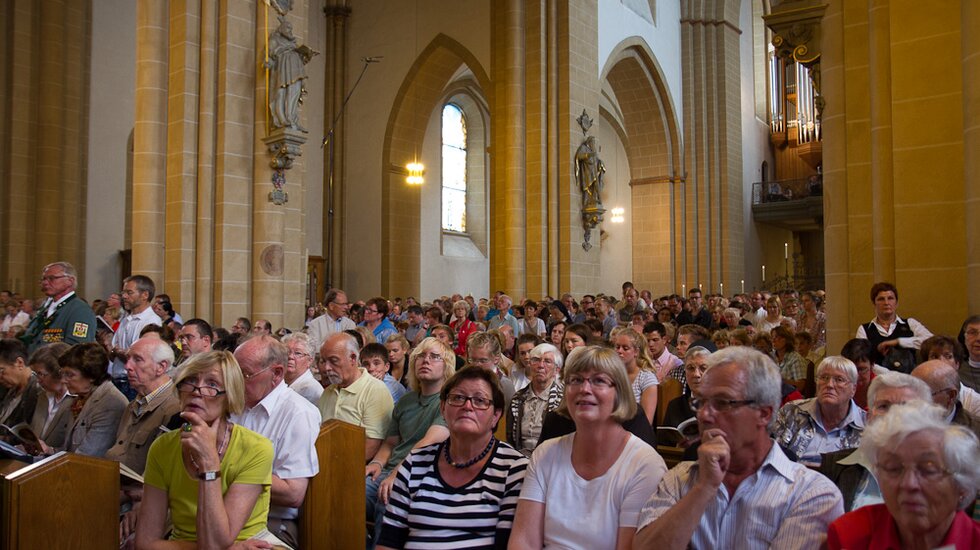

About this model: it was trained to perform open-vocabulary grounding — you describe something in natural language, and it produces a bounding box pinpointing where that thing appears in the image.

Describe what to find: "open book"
[0,422,42,454]
[656,416,699,447]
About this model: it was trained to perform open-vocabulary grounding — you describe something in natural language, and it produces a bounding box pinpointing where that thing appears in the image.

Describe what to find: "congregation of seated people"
[0,263,978,549]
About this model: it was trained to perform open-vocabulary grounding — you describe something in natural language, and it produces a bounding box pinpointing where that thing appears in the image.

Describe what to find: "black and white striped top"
[378,439,529,549]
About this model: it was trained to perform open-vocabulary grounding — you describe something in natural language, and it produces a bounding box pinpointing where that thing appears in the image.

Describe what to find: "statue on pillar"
[574,109,606,251]
[575,135,606,211]
[266,17,316,132]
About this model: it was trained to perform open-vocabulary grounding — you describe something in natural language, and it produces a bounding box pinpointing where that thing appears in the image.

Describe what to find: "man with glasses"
[635,347,843,549]
[818,371,931,512]
[175,318,213,370]
[232,335,320,548]
[105,336,180,474]
[307,288,355,351]
[22,261,97,352]
[317,332,394,459]
[912,360,980,440]
[364,337,454,549]
[361,296,398,345]
[110,275,163,399]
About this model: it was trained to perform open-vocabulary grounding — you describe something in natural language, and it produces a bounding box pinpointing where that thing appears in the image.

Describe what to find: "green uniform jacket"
[22,294,97,353]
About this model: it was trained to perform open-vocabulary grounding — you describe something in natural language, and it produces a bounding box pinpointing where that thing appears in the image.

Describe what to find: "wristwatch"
[198,470,221,481]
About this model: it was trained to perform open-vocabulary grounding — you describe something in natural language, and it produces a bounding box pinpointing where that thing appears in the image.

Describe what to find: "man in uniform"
[21,262,96,353]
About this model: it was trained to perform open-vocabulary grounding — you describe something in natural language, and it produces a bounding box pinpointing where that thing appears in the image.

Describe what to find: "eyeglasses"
[176,380,226,398]
[931,387,955,397]
[242,365,272,380]
[39,274,70,283]
[690,397,756,412]
[566,374,615,389]
[331,301,350,307]
[876,461,951,482]
[816,374,852,386]
[529,357,556,366]
[446,393,493,410]
[965,329,980,338]
[289,350,311,359]
[417,352,445,363]
[363,308,379,314]
[467,356,494,366]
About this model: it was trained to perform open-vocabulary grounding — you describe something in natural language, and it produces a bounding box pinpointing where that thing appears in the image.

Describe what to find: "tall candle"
[720,282,724,295]
[762,265,766,281]
[784,243,789,259]
[682,283,686,295]
[741,279,745,293]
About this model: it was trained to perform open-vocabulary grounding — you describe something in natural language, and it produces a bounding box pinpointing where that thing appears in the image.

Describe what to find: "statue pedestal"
[582,204,605,251]
[262,127,308,205]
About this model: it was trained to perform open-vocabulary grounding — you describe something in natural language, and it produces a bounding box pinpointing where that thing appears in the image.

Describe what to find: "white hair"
[706,346,782,427]
[861,400,980,509]
[530,343,563,371]
[816,355,858,385]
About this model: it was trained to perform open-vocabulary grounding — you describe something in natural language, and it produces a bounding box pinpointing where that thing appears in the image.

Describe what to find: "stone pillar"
[557,0,600,295]
[821,0,852,351]
[868,0,895,282]
[680,2,744,293]
[0,0,91,292]
[964,0,980,313]
[195,0,218,322]
[524,0,548,298]
[323,1,350,291]
[165,0,202,314]
[491,0,526,298]
[132,0,169,282]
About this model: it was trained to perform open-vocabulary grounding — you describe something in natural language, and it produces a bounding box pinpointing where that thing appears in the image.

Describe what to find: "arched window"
[441,103,467,232]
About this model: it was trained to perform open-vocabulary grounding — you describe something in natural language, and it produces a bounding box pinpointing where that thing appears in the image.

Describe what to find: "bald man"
[912,359,980,441]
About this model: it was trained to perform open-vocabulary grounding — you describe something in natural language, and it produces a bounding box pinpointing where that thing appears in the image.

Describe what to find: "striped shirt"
[379,440,529,549]
[637,442,843,549]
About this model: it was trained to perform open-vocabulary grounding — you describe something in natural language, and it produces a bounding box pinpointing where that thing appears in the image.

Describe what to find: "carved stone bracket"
[763,1,829,118]
[582,204,606,251]
[262,127,308,205]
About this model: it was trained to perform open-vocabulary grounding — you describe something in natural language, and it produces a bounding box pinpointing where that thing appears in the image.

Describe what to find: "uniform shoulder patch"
[72,322,90,338]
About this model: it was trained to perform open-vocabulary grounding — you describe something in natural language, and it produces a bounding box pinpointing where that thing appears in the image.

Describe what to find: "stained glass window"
[442,104,466,232]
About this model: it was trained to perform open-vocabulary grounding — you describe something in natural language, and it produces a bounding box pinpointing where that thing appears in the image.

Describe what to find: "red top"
[450,318,480,357]
[828,503,980,550]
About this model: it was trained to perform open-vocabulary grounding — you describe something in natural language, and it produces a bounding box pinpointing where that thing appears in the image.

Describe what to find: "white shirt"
[288,368,323,406]
[109,307,163,377]
[960,384,980,417]
[45,291,76,317]
[519,433,667,550]
[306,313,355,351]
[519,317,546,337]
[855,315,933,349]
[231,381,320,520]
[637,442,843,549]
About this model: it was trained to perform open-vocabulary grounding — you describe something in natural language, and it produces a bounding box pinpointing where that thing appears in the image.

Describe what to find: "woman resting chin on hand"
[135,351,274,550]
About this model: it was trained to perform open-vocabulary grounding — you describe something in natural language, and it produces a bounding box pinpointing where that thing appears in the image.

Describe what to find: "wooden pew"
[656,378,683,426]
[0,453,118,549]
[299,420,366,550]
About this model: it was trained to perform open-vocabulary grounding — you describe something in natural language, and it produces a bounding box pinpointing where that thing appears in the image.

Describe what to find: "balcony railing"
[752,177,822,205]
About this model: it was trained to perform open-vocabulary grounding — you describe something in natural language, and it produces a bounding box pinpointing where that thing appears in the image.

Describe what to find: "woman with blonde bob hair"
[510,346,667,550]
[828,401,980,549]
[137,351,275,547]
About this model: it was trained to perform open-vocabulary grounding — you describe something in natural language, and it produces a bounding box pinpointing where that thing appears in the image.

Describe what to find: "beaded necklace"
[443,436,495,469]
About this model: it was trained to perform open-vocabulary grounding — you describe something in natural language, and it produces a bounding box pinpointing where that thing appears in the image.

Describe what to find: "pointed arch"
[380,34,490,298]
[600,37,684,293]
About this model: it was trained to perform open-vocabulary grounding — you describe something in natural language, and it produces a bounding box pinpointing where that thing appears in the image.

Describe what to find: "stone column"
[821,0,852,351]
[679,2,743,293]
[323,1,350,291]
[868,0,895,282]
[964,0,980,313]
[165,1,202,314]
[524,0,548,297]
[195,0,218,322]
[491,0,526,298]
[557,0,600,295]
[132,0,169,282]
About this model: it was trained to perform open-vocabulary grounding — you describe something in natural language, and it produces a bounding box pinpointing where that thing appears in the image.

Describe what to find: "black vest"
[863,318,915,372]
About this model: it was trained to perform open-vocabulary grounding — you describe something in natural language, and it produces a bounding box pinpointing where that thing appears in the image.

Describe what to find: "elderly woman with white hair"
[507,343,565,456]
[828,401,980,549]
[772,355,867,466]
